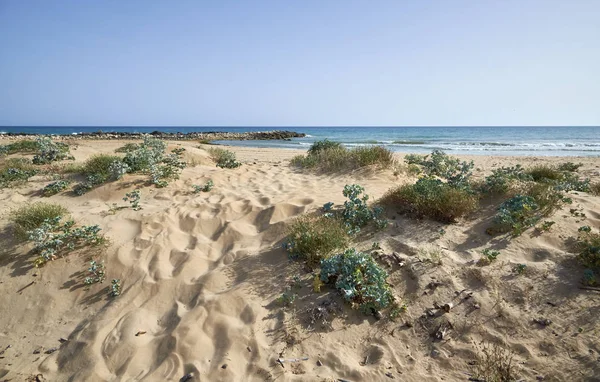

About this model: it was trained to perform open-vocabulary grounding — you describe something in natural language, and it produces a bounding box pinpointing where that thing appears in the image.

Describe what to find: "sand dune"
[0,141,599,381]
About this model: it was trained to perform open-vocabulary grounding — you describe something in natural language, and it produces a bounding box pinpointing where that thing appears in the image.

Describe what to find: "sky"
[0,0,599,126]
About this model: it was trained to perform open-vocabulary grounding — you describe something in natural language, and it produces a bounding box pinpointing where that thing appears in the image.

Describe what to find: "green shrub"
[292,140,395,172]
[577,228,600,269]
[83,154,123,179]
[404,150,474,189]
[42,180,70,196]
[488,181,568,236]
[352,146,395,168]
[489,195,539,236]
[9,202,69,240]
[32,137,73,165]
[320,248,394,314]
[207,147,242,169]
[557,162,582,172]
[27,216,104,267]
[0,139,40,155]
[382,177,478,223]
[307,139,342,155]
[73,154,127,195]
[339,184,387,234]
[480,165,532,194]
[121,135,186,186]
[0,158,38,188]
[526,165,563,182]
[284,215,350,267]
[114,143,139,153]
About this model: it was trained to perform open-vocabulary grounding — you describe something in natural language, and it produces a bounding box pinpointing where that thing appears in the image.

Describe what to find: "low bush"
[404,150,474,189]
[526,165,563,182]
[488,195,540,236]
[27,216,104,267]
[576,228,600,269]
[307,139,342,155]
[487,180,569,236]
[320,248,394,314]
[291,140,395,172]
[480,165,532,195]
[0,158,38,188]
[382,177,478,223]
[284,215,350,267]
[42,180,70,196]
[32,137,73,165]
[0,139,40,155]
[207,147,242,168]
[557,162,582,172]
[339,184,387,234]
[471,342,518,382]
[124,135,187,186]
[10,202,69,240]
[352,145,395,168]
[590,182,600,196]
[114,143,139,153]
[74,154,126,195]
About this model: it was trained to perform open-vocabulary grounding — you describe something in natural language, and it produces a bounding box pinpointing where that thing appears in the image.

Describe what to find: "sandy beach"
[1,139,599,381]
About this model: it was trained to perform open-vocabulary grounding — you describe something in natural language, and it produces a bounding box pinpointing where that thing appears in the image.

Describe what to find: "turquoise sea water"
[2,126,599,156]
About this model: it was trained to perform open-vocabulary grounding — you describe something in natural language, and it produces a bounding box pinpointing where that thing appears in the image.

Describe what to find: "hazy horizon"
[1,1,599,126]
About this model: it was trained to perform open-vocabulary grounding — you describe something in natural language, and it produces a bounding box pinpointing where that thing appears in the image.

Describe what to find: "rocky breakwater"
[0,130,306,142]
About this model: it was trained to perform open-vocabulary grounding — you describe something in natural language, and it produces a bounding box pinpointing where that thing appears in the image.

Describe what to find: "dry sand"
[0,140,599,381]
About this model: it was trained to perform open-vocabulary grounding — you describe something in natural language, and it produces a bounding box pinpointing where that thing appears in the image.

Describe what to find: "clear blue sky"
[1,0,598,126]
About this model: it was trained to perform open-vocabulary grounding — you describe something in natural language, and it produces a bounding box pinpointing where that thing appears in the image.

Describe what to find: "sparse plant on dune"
[340,184,387,234]
[0,158,38,188]
[123,190,142,210]
[207,147,242,169]
[27,216,104,267]
[537,220,555,233]
[192,179,214,193]
[84,260,106,285]
[479,248,500,265]
[284,215,350,267]
[110,279,122,297]
[42,179,70,196]
[488,183,566,236]
[0,139,40,155]
[10,202,69,240]
[471,341,518,382]
[320,248,394,315]
[32,136,73,165]
[114,142,139,153]
[557,162,583,172]
[576,227,600,269]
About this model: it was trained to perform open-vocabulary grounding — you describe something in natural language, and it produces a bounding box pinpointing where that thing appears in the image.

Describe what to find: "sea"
[1,126,599,157]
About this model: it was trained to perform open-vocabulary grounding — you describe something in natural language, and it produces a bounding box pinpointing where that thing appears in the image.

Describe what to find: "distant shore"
[0,130,305,141]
